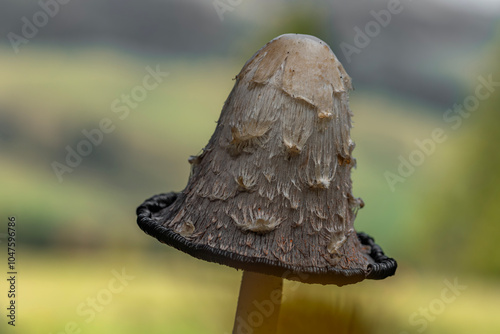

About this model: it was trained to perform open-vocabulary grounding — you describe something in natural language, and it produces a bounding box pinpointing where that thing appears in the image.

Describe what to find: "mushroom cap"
[137,34,396,285]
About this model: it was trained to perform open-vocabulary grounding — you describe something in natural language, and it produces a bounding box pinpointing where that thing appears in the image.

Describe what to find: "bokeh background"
[1,0,500,333]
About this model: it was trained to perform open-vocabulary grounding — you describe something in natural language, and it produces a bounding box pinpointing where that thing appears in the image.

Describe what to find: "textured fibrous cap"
[137,34,396,285]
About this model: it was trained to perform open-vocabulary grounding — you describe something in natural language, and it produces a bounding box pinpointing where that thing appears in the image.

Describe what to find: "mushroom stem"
[232,271,283,334]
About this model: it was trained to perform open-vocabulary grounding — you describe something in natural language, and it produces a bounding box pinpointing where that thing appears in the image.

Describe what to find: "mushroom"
[137,34,397,333]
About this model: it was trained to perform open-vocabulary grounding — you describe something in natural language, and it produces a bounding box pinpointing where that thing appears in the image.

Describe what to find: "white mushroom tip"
[239,33,352,114]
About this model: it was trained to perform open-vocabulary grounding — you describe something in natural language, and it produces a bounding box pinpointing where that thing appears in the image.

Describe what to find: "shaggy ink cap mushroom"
[137,34,397,286]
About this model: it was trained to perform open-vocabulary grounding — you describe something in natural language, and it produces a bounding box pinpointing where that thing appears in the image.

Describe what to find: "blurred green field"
[16,249,500,334]
[1,44,499,333]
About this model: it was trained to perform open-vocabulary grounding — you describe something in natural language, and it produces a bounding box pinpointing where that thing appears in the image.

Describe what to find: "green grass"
[3,249,499,334]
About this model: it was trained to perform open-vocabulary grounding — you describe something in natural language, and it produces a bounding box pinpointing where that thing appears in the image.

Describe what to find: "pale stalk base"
[232,271,283,334]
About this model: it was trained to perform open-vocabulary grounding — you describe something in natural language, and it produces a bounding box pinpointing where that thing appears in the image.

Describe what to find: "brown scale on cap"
[137,34,396,285]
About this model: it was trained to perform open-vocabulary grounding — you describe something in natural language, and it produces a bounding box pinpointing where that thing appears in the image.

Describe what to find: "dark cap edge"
[136,192,397,286]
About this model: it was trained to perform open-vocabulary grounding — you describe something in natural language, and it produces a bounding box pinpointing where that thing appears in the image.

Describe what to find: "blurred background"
[1,0,500,333]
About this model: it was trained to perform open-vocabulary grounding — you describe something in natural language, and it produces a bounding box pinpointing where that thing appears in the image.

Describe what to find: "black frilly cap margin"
[137,192,397,285]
